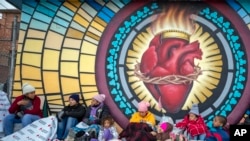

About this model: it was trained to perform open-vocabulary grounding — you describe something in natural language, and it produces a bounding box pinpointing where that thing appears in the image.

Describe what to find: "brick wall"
[0,10,20,83]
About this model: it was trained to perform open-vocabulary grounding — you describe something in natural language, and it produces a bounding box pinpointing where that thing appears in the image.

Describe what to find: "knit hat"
[93,94,106,103]
[22,83,35,95]
[160,122,168,132]
[69,94,80,103]
[189,103,199,115]
[138,101,150,112]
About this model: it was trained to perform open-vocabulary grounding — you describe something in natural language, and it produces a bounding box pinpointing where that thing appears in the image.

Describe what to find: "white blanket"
[0,116,58,141]
[0,91,10,132]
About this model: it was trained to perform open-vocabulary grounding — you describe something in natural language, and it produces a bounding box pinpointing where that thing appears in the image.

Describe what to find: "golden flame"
[151,4,196,38]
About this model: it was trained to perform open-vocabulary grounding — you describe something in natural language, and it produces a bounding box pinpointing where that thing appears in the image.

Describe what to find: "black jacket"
[62,104,86,121]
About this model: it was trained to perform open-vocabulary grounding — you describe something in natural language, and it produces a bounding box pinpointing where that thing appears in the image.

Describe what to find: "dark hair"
[156,122,173,141]
[216,115,227,126]
[101,115,114,126]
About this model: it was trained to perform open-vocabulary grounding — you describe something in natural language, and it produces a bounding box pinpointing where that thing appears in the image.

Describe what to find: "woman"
[56,94,86,140]
[3,83,42,136]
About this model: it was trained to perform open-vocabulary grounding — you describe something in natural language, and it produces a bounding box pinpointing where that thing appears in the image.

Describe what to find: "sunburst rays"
[127,22,222,112]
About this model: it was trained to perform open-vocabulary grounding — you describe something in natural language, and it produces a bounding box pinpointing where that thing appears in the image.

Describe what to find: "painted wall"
[12,0,250,128]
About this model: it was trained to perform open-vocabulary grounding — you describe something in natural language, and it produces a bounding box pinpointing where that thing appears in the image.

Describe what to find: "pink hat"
[160,122,168,132]
[138,101,150,112]
[93,94,106,103]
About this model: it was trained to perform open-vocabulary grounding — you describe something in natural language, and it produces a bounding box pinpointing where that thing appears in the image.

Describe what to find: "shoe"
[75,131,85,138]
[67,128,76,138]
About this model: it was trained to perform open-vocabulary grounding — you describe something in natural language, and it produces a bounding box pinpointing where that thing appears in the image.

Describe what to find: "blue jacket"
[205,127,230,141]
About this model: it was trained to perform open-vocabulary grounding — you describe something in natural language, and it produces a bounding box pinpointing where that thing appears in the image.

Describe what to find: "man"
[3,83,42,136]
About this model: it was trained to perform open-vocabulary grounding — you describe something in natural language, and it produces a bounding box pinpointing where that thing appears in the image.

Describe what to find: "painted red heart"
[140,34,202,113]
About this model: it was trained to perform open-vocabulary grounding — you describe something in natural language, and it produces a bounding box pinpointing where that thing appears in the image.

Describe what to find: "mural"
[12,0,250,128]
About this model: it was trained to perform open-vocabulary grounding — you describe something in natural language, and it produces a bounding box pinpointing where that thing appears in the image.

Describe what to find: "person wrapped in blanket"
[205,115,230,141]
[3,83,43,136]
[55,94,86,140]
[66,94,110,141]
[119,101,156,141]
[175,103,207,140]
[98,115,119,141]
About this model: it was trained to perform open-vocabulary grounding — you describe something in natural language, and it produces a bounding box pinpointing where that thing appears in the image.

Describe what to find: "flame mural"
[12,0,250,128]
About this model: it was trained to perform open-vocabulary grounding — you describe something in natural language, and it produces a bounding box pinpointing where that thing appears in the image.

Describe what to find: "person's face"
[213,117,223,127]
[139,111,147,117]
[104,120,111,128]
[189,113,197,121]
[91,98,100,106]
[25,91,35,99]
[69,98,77,106]
[157,125,164,133]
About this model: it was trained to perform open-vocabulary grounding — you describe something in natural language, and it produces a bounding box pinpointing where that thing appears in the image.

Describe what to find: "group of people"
[1,82,231,141]
[119,102,230,141]
[2,83,115,141]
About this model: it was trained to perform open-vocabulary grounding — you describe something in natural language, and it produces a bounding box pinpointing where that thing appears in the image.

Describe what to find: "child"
[129,100,156,126]
[119,101,156,140]
[98,115,118,141]
[175,103,207,140]
[205,115,230,141]
[151,122,173,141]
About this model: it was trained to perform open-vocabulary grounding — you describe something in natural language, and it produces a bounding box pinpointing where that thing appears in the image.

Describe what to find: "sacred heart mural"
[136,6,203,113]
[12,0,250,128]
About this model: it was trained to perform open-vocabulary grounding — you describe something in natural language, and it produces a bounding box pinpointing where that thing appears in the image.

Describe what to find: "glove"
[56,111,64,122]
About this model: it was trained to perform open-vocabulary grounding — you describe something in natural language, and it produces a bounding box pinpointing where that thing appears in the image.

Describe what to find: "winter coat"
[205,127,230,141]
[9,95,43,117]
[60,103,86,121]
[175,114,207,137]
[129,111,156,126]
[82,103,110,125]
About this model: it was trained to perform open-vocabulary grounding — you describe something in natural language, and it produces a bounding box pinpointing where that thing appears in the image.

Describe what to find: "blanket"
[0,91,10,132]
[0,116,58,141]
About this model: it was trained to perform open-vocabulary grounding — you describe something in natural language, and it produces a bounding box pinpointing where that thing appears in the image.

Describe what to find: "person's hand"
[150,131,157,136]
[17,99,30,106]
[140,119,146,123]
[56,111,65,122]
[239,117,246,124]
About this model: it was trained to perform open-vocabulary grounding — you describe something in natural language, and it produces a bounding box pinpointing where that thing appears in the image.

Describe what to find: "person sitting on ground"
[205,115,230,141]
[56,93,86,140]
[150,122,173,141]
[67,93,110,140]
[175,103,207,140]
[98,115,119,141]
[3,83,43,136]
[119,100,156,140]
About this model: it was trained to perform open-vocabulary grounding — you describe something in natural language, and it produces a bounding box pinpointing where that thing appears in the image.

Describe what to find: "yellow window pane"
[22,65,41,80]
[79,55,95,73]
[81,40,97,55]
[43,50,60,70]
[24,39,43,52]
[45,31,63,50]
[63,38,81,49]
[61,77,80,93]
[43,71,60,93]
[61,49,79,61]
[61,62,78,77]
[80,73,96,85]
[22,53,41,67]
